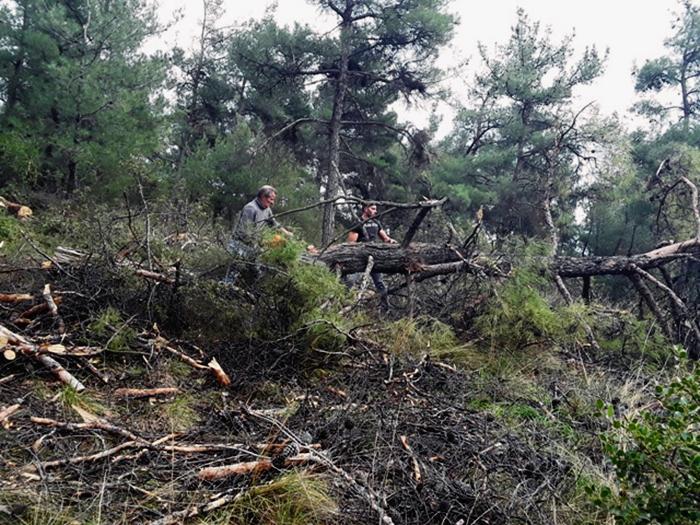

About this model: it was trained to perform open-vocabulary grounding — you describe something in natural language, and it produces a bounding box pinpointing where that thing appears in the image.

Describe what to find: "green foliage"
[177,279,252,342]
[590,352,700,524]
[0,213,22,253]
[57,386,106,417]
[0,0,167,195]
[207,472,337,525]
[88,307,136,353]
[475,266,562,351]
[634,1,700,125]
[379,316,459,357]
[255,235,350,348]
[0,128,41,188]
[435,8,609,238]
[163,394,199,432]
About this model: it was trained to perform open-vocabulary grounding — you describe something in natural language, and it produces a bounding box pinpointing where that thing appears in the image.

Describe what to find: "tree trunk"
[321,7,352,246]
[318,239,700,278]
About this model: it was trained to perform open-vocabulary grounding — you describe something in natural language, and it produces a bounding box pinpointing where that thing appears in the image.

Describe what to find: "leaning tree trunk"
[321,13,352,246]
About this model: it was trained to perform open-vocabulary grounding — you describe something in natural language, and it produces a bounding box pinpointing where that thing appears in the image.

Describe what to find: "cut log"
[197,453,316,481]
[319,242,468,275]
[0,196,32,219]
[0,293,34,303]
[0,324,86,392]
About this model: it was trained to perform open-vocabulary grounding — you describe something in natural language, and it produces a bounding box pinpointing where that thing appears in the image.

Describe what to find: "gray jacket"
[234,198,280,240]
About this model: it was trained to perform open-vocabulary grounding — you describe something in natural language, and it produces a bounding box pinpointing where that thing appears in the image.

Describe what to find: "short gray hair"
[257,185,277,198]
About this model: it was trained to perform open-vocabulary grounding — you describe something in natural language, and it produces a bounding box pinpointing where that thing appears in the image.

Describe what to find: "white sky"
[150,0,681,135]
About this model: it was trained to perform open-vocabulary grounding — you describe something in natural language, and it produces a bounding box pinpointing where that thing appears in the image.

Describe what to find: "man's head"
[362,204,378,218]
[257,185,277,209]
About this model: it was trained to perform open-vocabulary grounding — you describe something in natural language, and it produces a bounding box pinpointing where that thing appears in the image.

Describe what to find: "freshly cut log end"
[207,357,231,386]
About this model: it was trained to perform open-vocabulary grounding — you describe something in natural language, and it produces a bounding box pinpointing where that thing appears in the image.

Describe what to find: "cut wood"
[399,435,422,484]
[15,296,63,320]
[2,349,16,361]
[113,387,179,399]
[0,403,21,424]
[134,268,175,285]
[197,453,316,481]
[42,284,65,334]
[207,357,231,386]
[0,324,86,392]
[0,293,33,303]
[0,196,32,219]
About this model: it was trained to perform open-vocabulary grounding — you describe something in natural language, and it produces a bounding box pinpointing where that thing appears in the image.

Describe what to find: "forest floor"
[0,203,681,524]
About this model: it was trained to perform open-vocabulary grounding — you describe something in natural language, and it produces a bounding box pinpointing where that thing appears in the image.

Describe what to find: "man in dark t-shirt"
[347,203,397,308]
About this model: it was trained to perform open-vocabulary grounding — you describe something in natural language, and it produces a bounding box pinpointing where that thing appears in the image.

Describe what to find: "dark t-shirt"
[351,218,384,242]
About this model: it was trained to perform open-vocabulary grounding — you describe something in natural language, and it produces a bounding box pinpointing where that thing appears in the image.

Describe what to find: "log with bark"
[318,239,700,279]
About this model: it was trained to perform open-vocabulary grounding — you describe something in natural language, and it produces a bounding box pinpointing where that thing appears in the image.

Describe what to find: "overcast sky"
[150,0,681,135]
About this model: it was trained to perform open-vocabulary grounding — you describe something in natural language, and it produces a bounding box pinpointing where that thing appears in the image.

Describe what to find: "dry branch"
[399,435,422,484]
[113,387,179,399]
[25,441,141,471]
[207,357,231,386]
[151,335,231,385]
[30,416,146,443]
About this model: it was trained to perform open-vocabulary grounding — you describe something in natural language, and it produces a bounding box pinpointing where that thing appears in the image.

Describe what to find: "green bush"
[376,316,460,358]
[589,350,700,524]
[475,267,563,351]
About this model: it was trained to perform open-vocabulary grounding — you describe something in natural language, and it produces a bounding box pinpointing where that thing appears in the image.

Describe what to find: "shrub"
[589,349,700,524]
[216,472,337,525]
[475,268,562,351]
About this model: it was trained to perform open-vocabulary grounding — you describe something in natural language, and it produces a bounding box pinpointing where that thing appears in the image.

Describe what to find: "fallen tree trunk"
[550,239,700,277]
[319,242,477,275]
[318,239,700,279]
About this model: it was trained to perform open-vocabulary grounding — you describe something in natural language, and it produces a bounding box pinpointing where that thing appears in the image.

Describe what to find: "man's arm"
[347,231,359,243]
[379,229,397,243]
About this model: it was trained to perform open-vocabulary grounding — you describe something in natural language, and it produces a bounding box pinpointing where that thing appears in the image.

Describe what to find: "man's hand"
[379,230,397,244]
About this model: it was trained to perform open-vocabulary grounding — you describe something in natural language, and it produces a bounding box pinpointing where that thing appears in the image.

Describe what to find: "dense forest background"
[1,0,699,252]
[0,1,699,524]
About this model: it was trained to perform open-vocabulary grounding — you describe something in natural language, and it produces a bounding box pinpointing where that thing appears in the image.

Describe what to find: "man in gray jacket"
[225,185,293,282]
[237,185,293,239]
